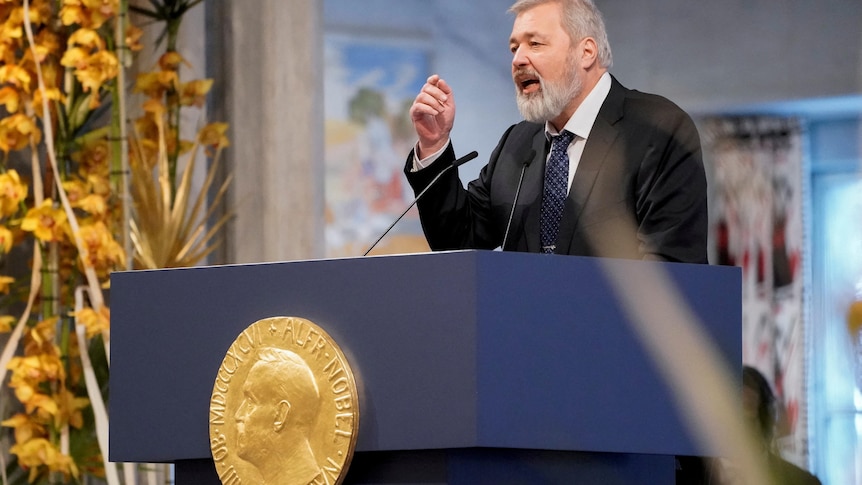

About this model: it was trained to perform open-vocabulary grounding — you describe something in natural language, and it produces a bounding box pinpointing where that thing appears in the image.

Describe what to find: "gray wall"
[326,0,862,115]
[602,0,862,113]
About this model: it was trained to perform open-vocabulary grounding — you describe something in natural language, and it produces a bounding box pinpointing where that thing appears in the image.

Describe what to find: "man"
[404,0,708,263]
[736,366,822,485]
[234,347,322,485]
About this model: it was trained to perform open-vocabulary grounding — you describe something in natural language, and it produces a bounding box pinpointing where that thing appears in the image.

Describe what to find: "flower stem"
[165,17,182,194]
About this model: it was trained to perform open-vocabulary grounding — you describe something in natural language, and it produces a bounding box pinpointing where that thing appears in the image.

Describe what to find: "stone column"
[207,1,325,264]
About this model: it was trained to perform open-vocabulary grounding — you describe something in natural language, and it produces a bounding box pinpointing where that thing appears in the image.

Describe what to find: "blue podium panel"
[109,251,740,469]
[474,255,741,456]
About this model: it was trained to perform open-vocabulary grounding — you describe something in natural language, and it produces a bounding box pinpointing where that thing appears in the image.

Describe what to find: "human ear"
[580,37,599,68]
[273,400,291,431]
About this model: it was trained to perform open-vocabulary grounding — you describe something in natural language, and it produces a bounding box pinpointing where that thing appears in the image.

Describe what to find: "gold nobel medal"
[209,317,360,485]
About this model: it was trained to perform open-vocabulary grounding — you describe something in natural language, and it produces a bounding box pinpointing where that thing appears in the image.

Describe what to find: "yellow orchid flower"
[0,275,13,294]
[62,179,89,204]
[0,314,15,332]
[60,0,116,30]
[63,179,109,214]
[7,353,63,384]
[0,169,29,216]
[0,63,31,92]
[0,225,13,253]
[67,27,105,51]
[0,7,23,43]
[198,122,230,149]
[9,438,80,482]
[158,51,186,72]
[0,86,20,113]
[75,50,120,96]
[179,78,213,107]
[86,173,111,196]
[21,199,68,242]
[78,221,125,275]
[60,46,88,69]
[0,44,15,66]
[27,43,54,64]
[133,111,160,140]
[1,413,47,445]
[73,137,110,177]
[19,392,59,418]
[23,0,53,25]
[126,23,144,52]
[54,388,90,429]
[37,62,63,95]
[32,86,65,108]
[8,381,37,407]
[75,306,110,339]
[0,114,42,152]
[35,28,63,55]
[61,47,120,96]
[59,2,88,27]
[76,194,107,216]
[10,388,62,413]
[29,317,59,348]
[134,70,178,99]
[82,0,119,18]
[142,98,167,117]
[7,380,58,415]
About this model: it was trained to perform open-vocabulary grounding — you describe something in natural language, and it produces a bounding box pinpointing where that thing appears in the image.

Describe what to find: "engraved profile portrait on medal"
[210,317,359,485]
[235,347,321,483]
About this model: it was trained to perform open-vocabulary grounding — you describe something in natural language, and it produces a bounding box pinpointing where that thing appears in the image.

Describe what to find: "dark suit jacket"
[404,76,708,263]
[767,454,823,485]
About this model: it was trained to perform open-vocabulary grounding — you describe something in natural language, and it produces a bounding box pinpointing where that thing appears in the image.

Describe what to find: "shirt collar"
[545,71,612,140]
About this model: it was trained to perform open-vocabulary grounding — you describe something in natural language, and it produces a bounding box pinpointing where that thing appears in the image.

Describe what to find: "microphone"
[500,150,536,251]
[362,150,479,256]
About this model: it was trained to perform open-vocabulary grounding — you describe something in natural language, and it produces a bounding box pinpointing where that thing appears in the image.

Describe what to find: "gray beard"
[515,70,582,124]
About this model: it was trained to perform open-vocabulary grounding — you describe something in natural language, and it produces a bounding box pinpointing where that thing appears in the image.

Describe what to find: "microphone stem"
[501,162,529,251]
[362,164,455,257]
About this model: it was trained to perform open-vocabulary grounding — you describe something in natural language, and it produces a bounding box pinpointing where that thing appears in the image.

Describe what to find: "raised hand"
[409,74,456,158]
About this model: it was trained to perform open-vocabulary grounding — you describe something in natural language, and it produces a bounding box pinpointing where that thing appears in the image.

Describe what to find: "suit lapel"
[521,130,549,252]
[556,77,626,254]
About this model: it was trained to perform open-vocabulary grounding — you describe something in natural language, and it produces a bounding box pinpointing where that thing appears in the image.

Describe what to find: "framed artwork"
[704,117,808,464]
[324,31,433,257]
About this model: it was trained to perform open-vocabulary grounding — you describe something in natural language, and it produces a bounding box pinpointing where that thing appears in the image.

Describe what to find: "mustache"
[513,68,542,81]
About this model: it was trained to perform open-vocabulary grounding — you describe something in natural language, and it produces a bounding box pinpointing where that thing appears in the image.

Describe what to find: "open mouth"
[515,73,541,94]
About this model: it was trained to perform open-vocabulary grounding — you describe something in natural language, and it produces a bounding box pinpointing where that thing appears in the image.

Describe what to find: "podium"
[109,250,740,484]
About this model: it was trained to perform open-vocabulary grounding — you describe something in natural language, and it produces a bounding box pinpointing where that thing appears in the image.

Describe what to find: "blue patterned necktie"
[540,130,574,254]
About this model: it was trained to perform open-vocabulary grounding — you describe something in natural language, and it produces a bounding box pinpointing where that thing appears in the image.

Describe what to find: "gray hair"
[509,0,613,69]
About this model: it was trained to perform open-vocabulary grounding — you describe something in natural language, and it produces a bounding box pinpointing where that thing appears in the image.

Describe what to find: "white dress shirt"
[549,71,611,192]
